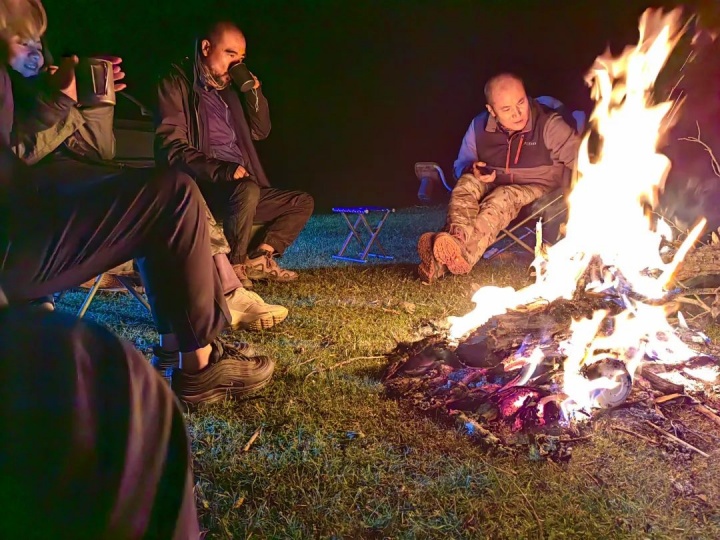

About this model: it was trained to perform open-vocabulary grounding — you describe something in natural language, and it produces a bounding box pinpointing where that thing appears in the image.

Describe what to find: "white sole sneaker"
[231,306,288,331]
[226,288,289,331]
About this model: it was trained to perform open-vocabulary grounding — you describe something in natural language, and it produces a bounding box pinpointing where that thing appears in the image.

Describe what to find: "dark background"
[42,0,708,210]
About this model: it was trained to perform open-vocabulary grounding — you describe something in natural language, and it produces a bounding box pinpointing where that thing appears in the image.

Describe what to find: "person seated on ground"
[155,19,314,288]
[0,293,201,539]
[0,0,274,406]
[417,73,581,283]
[8,31,288,333]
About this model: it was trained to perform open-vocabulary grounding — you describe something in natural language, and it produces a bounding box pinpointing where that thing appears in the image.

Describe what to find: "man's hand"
[471,161,496,183]
[233,165,249,179]
[250,73,260,90]
[48,55,79,102]
[92,55,127,92]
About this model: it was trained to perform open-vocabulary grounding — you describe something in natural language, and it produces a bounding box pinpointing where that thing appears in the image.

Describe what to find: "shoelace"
[210,336,253,364]
[243,290,265,303]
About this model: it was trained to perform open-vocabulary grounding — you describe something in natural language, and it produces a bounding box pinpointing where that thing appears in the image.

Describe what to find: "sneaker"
[226,287,288,331]
[433,231,473,275]
[232,263,253,289]
[171,340,275,405]
[150,339,256,376]
[416,232,446,283]
[245,251,298,282]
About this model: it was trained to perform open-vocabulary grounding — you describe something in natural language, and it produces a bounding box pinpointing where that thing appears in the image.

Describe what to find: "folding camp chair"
[483,187,568,259]
[415,162,454,204]
[73,267,151,319]
[332,206,395,263]
[51,261,150,319]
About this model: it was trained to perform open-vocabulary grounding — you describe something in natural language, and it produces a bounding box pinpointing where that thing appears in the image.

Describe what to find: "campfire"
[384,8,720,459]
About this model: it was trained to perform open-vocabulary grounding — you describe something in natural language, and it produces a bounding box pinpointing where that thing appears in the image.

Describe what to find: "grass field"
[57,207,720,539]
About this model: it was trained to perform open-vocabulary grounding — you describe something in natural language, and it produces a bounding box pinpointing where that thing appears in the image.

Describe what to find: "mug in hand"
[75,57,116,107]
[228,63,255,93]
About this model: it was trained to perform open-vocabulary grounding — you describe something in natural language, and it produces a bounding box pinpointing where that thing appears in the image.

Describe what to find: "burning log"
[455,296,624,368]
[383,8,720,460]
[638,365,686,394]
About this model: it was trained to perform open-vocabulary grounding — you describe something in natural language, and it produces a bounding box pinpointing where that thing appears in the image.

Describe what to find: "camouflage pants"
[446,174,551,265]
[205,202,231,257]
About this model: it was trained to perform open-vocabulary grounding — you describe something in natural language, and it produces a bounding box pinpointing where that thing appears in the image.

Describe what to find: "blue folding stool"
[331,206,395,263]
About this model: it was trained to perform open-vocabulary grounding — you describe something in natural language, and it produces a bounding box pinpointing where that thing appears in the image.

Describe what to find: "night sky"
[42,0,707,210]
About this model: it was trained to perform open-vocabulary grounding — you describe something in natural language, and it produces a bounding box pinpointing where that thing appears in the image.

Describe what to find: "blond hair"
[0,0,46,42]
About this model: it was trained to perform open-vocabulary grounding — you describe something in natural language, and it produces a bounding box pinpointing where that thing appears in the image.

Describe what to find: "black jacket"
[154,57,272,187]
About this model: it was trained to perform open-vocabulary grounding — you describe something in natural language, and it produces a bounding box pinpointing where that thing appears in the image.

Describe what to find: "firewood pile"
[381,252,720,462]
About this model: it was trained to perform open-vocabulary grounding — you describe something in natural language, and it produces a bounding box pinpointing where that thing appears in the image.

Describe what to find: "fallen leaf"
[402,301,416,314]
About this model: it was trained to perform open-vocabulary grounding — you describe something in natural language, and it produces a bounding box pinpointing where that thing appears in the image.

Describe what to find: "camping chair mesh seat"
[68,261,150,318]
[484,186,568,259]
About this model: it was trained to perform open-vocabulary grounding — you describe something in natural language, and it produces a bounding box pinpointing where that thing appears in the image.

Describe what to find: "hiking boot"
[232,263,254,289]
[150,339,256,377]
[416,232,446,283]
[226,287,288,331]
[171,339,275,406]
[433,231,473,275]
[245,251,298,282]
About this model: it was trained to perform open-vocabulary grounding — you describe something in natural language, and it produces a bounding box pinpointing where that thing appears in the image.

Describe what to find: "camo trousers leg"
[445,173,493,240]
[465,183,550,264]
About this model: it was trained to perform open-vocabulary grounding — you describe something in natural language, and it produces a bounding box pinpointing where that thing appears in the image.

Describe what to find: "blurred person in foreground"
[0,289,202,539]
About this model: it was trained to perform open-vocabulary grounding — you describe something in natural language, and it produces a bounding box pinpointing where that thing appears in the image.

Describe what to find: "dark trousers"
[200,179,314,265]
[0,164,229,352]
[0,306,200,539]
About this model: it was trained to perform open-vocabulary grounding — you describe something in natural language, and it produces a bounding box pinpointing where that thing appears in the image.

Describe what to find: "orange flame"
[448,8,712,416]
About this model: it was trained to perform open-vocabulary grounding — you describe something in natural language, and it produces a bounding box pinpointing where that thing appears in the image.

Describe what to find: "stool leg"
[335,214,363,257]
[359,211,394,261]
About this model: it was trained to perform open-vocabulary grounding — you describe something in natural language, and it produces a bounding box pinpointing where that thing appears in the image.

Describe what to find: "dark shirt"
[197,86,246,167]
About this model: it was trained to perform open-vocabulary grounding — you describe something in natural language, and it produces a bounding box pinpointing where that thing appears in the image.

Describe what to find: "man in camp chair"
[7,31,288,333]
[417,73,581,282]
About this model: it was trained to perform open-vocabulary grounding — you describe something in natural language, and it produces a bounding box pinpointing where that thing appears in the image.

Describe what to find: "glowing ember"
[447,8,714,418]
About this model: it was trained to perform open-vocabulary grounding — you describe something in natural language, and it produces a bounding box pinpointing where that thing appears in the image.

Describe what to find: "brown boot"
[433,232,473,275]
[232,264,253,289]
[416,232,447,283]
[245,251,298,282]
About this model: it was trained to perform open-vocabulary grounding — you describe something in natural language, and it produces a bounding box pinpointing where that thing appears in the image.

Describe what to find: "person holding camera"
[416,73,580,282]
[156,20,314,288]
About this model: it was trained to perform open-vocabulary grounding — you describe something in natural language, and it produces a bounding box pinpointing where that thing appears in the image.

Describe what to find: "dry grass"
[58,207,720,539]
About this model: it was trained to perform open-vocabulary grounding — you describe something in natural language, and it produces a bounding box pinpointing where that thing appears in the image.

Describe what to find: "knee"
[150,169,201,209]
[298,192,314,217]
[454,174,479,191]
[229,181,260,207]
